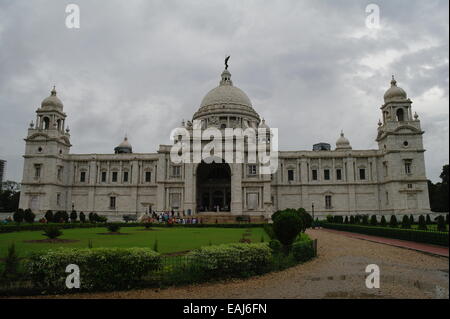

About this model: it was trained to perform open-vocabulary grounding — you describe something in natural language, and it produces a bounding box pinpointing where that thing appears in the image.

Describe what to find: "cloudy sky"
[0,0,448,182]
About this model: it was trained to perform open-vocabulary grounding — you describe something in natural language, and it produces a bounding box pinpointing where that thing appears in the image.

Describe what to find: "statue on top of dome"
[225,55,230,70]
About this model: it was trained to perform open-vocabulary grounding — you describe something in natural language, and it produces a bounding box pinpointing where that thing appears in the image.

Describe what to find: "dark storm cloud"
[0,0,448,182]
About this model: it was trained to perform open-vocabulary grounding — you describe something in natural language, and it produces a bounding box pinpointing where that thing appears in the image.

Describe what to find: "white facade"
[19,70,431,220]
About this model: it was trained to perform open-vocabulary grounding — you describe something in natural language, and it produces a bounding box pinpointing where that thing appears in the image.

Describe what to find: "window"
[34,164,41,178]
[171,166,181,178]
[57,167,63,181]
[287,169,294,181]
[145,171,151,182]
[248,165,257,176]
[247,193,259,210]
[336,169,342,180]
[359,168,366,180]
[80,171,86,182]
[312,169,318,181]
[123,171,129,183]
[56,193,61,206]
[324,169,330,180]
[404,161,412,175]
[110,197,116,209]
[385,191,389,205]
[407,183,413,189]
[396,108,404,122]
[112,171,118,182]
[325,195,332,209]
[383,162,388,177]
[101,171,107,182]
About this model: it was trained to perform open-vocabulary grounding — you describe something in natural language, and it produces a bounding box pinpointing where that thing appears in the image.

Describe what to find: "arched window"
[396,108,404,122]
[43,117,50,130]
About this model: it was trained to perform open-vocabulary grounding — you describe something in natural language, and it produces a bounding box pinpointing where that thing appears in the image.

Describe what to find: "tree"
[13,209,24,223]
[436,215,446,232]
[401,215,411,229]
[428,164,449,212]
[426,214,432,225]
[79,212,86,223]
[380,216,387,227]
[362,215,369,225]
[418,215,427,231]
[370,215,377,226]
[350,216,355,224]
[271,209,303,251]
[296,208,313,231]
[409,214,415,225]
[45,210,53,223]
[0,180,20,212]
[389,215,398,228]
[24,209,35,223]
[70,211,77,222]
[344,216,349,224]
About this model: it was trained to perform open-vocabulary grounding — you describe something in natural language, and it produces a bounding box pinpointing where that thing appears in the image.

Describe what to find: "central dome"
[193,69,260,123]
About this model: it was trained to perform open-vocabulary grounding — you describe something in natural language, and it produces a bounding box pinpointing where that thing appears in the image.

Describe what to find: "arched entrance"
[196,160,231,212]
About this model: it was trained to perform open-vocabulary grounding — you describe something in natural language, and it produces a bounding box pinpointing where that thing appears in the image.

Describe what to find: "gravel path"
[25,229,449,299]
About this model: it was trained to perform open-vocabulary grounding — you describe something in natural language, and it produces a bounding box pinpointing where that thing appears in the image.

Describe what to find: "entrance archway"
[196,161,231,212]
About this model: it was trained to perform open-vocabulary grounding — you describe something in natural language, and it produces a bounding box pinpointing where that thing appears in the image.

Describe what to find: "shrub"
[70,211,77,222]
[344,216,349,224]
[380,216,387,227]
[263,224,275,239]
[333,215,344,224]
[350,216,355,224]
[362,215,369,225]
[187,243,272,279]
[1,243,20,282]
[268,239,282,253]
[401,215,411,229]
[26,247,161,292]
[297,208,313,231]
[326,215,333,223]
[43,226,62,239]
[107,224,120,233]
[13,209,24,223]
[53,211,68,223]
[389,215,398,228]
[437,215,446,232]
[418,215,427,231]
[370,215,377,226]
[292,240,315,263]
[409,214,415,225]
[96,215,108,223]
[272,209,303,249]
[355,215,361,224]
[426,214,432,225]
[24,209,36,223]
[45,210,53,223]
[320,223,448,246]
[88,212,95,223]
[79,212,86,223]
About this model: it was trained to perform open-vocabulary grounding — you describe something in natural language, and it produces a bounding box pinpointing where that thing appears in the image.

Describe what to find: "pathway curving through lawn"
[24,229,449,299]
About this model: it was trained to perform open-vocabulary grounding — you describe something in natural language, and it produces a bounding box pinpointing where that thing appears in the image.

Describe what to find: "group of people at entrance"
[143,210,201,225]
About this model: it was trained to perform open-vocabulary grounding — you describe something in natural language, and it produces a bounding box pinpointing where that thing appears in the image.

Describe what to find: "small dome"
[384,76,407,103]
[336,131,352,150]
[114,136,132,154]
[41,86,63,110]
[258,119,270,129]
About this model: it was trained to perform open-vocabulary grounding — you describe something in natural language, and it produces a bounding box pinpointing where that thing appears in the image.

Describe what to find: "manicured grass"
[410,224,448,232]
[0,226,270,258]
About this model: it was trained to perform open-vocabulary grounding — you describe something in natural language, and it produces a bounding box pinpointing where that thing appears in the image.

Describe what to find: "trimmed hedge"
[26,247,161,292]
[0,222,268,234]
[320,222,449,247]
[186,243,272,279]
[292,240,315,262]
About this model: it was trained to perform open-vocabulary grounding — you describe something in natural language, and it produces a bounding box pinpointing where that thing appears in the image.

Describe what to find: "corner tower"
[376,76,430,215]
[19,87,72,213]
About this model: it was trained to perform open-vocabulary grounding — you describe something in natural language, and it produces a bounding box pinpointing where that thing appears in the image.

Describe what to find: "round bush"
[292,241,315,263]
[272,209,303,248]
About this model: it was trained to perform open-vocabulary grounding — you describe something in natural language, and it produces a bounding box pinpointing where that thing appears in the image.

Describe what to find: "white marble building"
[19,67,431,221]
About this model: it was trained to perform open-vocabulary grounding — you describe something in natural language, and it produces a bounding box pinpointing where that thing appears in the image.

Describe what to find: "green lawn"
[410,224,449,232]
[0,226,270,258]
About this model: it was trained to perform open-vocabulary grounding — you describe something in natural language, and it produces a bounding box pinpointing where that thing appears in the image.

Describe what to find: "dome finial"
[225,55,230,70]
[51,85,57,95]
[340,129,344,137]
[391,75,397,86]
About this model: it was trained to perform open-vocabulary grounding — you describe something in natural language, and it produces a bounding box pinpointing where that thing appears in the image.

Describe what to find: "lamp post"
[312,203,315,228]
